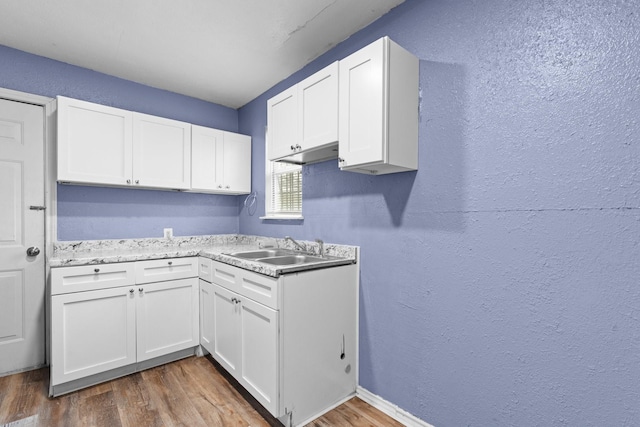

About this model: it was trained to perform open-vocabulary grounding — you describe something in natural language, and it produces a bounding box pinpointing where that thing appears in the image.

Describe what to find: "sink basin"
[227,249,296,259]
[255,255,326,266]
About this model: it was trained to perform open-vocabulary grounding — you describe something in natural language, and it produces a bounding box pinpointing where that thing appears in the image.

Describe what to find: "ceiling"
[0,0,404,108]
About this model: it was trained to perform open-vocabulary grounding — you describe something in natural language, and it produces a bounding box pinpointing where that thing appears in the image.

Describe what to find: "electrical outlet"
[163,228,173,239]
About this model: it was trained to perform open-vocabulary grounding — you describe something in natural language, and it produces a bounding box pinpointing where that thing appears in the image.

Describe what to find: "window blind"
[270,161,302,214]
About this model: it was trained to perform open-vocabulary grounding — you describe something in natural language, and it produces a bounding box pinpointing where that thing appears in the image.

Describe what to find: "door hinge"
[29,205,46,211]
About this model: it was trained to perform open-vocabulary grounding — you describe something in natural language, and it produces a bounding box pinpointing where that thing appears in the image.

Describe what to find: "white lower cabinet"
[50,258,199,396]
[136,278,199,362]
[51,286,137,385]
[199,257,358,427]
[212,282,278,414]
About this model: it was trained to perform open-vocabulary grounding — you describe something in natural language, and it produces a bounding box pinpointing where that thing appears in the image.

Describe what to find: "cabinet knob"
[295,144,301,151]
[290,145,295,151]
[129,289,134,294]
[168,261,173,266]
[126,179,131,184]
[225,185,230,189]
[218,185,223,189]
[135,180,140,184]
[94,268,100,273]
[139,288,144,293]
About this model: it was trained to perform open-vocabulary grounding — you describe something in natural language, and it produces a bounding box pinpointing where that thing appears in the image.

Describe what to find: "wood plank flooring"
[0,356,404,427]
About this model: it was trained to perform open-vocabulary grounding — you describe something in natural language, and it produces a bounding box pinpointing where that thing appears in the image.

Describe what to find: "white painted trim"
[356,386,435,427]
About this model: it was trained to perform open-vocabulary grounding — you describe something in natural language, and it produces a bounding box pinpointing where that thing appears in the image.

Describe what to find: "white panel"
[137,280,195,360]
[199,279,214,354]
[212,284,239,374]
[0,119,22,145]
[50,262,135,295]
[133,113,191,189]
[267,87,297,160]
[0,270,24,342]
[240,299,278,413]
[223,132,251,193]
[0,161,21,245]
[134,257,198,284]
[67,106,128,179]
[198,257,213,283]
[191,126,222,191]
[346,58,383,155]
[239,271,278,310]
[211,260,239,290]
[51,287,136,385]
[299,62,339,149]
[63,294,129,374]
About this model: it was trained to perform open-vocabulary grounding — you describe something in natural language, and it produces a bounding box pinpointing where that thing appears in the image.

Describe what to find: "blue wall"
[0,44,240,240]
[239,0,640,425]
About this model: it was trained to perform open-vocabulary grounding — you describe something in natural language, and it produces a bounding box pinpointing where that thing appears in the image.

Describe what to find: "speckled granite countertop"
[49,234,357,277]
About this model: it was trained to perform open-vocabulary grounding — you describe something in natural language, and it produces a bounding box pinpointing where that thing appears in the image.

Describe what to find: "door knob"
[26,247,40,256]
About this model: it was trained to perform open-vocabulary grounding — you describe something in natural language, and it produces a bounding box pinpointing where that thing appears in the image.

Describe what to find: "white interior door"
[0,98,45,375]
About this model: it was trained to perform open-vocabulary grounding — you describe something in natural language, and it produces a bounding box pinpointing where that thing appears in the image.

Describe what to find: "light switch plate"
[163,228,173,239]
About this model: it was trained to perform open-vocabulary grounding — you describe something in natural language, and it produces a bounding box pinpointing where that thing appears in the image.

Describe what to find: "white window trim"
[260,128,304,220]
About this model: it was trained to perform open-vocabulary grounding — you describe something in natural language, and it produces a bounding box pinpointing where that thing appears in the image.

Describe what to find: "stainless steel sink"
[224,248,353,272]
[254,254,326,266]
[227,249,296,259]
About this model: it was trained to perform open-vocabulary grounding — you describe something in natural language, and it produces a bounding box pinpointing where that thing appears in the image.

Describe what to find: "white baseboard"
[356,386,434,427]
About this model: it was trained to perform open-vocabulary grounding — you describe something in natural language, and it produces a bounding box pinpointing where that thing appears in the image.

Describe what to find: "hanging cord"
[243,191,257,216]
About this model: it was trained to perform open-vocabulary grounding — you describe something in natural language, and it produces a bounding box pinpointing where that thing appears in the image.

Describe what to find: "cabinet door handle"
[295,144,301,151]
[129,289,134,294]
[139,288,144,293]
[126,179,131,184]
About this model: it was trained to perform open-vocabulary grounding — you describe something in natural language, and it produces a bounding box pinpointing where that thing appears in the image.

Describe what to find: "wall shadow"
[302,60,468,232]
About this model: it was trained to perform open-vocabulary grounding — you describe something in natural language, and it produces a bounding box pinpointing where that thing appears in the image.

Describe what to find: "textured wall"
[239,0,640,425]
[0,45,241,240]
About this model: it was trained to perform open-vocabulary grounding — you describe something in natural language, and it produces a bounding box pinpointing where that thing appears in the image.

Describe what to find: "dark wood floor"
[0,356,404,427]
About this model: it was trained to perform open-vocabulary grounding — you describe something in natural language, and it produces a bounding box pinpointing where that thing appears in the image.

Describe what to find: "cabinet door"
[57,96,133,185]
[51,286,136,386]
[132,113,191,189]
[267,86,298,161]
[136,278,199,362]
[338,38,386,168]
[191,125,224,192]
[191,127,251,194]
[222,132,251,194]
[298,62,339,151]
[238,296,279,415]
[199,279,214,354]
[211,283,241,377]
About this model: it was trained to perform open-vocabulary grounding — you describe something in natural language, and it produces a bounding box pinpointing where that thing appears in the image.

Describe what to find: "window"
[263,131,303,219]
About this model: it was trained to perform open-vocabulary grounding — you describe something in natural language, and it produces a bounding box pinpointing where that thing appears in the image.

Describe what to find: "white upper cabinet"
[191,125,251,194]
[267,85,298,161]
[57,96,249,194]
[338,37,419,175]
[57,96,133,186]
[132,113,191,190]
[267,62,339,164]
[58,96,191,190]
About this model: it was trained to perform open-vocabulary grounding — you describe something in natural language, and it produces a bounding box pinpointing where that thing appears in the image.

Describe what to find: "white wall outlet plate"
[163,228,173,239]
